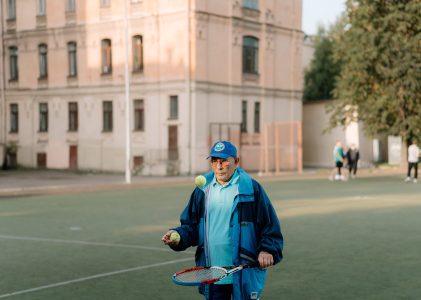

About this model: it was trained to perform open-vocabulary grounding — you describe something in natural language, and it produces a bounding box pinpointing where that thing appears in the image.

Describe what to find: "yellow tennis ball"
[195,175,207,188]
[170,232,180,243]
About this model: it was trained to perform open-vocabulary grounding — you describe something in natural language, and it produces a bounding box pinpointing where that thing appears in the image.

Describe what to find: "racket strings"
[175,267,226,283]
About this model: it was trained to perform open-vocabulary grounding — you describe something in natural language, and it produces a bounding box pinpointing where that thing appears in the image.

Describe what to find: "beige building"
[0,0,303,175]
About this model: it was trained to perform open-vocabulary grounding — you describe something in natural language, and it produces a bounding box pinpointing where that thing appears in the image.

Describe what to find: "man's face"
[210,156,239,184]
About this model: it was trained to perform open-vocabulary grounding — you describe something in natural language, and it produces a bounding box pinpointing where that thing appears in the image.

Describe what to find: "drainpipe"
[0,0,6,161]
[187,0,192,175]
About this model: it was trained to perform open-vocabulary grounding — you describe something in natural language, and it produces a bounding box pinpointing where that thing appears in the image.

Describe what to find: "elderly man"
[162,140,283,300]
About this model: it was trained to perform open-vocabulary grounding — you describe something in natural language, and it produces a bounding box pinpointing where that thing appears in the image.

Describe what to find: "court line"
[0,234,193,254]
[0,257,193,299]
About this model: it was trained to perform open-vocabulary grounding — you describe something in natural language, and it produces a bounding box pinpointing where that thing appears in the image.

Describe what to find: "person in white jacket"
[405,140,420,183]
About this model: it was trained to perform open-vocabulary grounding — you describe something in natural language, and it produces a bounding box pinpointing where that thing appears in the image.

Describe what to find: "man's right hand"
[161,230,180,247]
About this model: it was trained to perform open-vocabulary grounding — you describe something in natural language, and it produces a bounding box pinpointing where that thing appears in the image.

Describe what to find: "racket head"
[172,266,227,286]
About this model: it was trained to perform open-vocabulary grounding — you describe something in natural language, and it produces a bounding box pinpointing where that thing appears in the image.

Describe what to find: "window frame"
[101,39,112,74]
[9,46,18,81]
[102,101,113,132]
[169,95,178,120]
[37,0,46,16]
[132,35,144,73]
[242,36,259,74]
[241,100,248,133]
[254,101,260,133]
[10,103,19,133]
[68,102,78,132]
[7,0,16,19]
[67,42,77,77]
[38,44,48,79]
[133,99,145,132]
[39,102,49,132]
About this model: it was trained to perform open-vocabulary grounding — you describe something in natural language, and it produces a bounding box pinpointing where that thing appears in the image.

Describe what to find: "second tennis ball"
[170,231,181,243]
[195,175,207,188]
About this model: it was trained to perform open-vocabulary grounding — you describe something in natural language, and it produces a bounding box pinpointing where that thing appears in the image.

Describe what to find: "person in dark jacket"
[346,144,360,179]
[162,140,284,300]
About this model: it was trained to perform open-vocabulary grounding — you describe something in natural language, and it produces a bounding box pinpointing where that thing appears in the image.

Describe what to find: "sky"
[302,0,347,35]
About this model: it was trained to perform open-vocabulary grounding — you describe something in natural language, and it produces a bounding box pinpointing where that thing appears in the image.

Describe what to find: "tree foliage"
[328,0,421,142]
[303,27,342,101]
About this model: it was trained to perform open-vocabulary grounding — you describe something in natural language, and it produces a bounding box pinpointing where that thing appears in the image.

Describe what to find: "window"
[39,103,48,132]
[242,36,259,74]
[169,95,178,120]
[9,46,18,81]
[39,44,48,78]
[242,0,259,10]
[241,100,247,133]
[134,99,144,131]
[38,0,46,15]
[8,0,16,19]
[254,102,260,133]
[68,42,77,77]
[67,0,76,12]
[132,35,144,72]
[102,101,113,132]
[100,0,110,8]
[10,103,18,133]
[101,39,112,74]
[68,102,78,132]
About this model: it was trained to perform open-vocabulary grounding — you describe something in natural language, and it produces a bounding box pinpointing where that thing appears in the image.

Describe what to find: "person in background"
[162,140,284,300]
[346,144,360,179]
[329,141,346,181]
[405,139,420,183]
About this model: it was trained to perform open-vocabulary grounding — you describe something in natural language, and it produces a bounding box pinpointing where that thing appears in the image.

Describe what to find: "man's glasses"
[210,158,230,167]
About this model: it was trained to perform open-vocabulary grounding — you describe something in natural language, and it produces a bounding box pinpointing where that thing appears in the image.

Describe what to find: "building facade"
[0,0,303,175]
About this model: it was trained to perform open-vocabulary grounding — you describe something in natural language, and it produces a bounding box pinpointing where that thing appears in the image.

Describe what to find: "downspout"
[187,0,192,174]
[0,0,6,160]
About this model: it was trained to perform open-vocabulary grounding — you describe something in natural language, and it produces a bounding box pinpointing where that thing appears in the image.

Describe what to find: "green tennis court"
[1,175,420,299]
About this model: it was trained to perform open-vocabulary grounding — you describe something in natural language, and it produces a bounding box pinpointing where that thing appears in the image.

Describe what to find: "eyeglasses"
[210,158,231,167]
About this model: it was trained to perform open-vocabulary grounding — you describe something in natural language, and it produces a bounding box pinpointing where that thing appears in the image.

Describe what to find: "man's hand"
[258,251,274,268]
[161,230,180,247]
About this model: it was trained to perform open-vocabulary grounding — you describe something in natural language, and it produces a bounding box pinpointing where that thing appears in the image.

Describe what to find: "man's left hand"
[258,251,274,268]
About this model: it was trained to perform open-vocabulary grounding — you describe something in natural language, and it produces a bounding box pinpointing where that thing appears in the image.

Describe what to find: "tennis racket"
[172,262,260,286]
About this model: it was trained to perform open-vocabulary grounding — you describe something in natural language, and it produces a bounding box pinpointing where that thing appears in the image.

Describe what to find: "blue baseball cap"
[207,141,237,159]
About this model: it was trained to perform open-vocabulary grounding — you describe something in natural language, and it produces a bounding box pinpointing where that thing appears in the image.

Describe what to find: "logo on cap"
[214,142,225,152]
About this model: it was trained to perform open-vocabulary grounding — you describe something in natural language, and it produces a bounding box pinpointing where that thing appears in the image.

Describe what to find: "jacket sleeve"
[253,180,284,264]
[170,188,204,252]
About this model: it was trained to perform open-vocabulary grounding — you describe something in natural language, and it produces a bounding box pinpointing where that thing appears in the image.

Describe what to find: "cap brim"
[207,153,231,159]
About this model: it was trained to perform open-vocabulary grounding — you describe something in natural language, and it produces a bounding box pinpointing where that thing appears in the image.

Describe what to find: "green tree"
[303,26,342,101]
[328,0,421,147]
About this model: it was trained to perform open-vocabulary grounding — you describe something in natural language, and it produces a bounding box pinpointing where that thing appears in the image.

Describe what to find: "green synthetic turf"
[0,175,420,299]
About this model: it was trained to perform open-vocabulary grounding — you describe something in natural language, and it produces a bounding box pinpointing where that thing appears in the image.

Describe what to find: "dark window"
[242,36,259,74]
[100,0,110,8]
[102,101,113,132]
[132,35,144,72]
[67,0,76,12]
[254,102,260,133]
[10,103,18,133]
[169,95,178,120]
[9,46,18,81]
[134,99,145,131]
[68,42,77,77]
[241,100,247,133]
[8,0,16,19]
[38,0,46,15]
[243,0,258,10]
[39,44,48,78]
[101,39,112,74]
[68,102,78,131]
[39,103,48,132]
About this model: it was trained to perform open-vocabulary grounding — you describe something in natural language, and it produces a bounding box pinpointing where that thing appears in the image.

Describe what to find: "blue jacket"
[171,168,283,300]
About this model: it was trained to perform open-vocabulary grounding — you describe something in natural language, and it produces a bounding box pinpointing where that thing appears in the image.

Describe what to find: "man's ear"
[235,157,240,165]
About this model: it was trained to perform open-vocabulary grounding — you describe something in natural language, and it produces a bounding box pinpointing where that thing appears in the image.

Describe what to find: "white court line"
[0,257,193,299]
[0,234,193,254]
